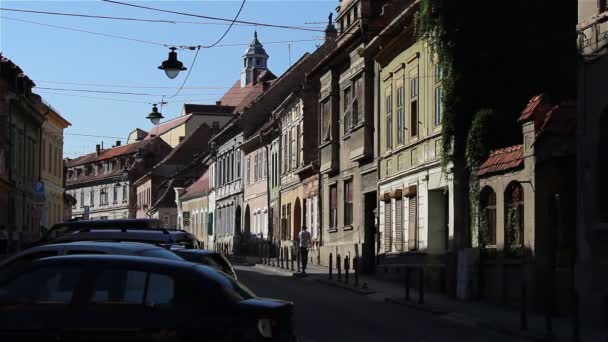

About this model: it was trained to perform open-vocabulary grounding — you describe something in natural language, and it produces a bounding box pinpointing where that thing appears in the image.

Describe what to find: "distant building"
[65,138,171,220]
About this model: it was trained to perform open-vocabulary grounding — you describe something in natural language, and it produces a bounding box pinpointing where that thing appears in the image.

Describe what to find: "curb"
[315,278,376,295]
[385,297,551,342]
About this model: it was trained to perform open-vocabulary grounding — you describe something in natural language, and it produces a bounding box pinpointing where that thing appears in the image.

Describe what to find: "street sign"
[35,181,45,194]
[183,212,190,227]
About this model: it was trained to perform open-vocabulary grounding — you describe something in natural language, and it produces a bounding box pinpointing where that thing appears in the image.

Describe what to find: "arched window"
[479,186,497,246]
[504,182,524,253]
[600,109,608,221]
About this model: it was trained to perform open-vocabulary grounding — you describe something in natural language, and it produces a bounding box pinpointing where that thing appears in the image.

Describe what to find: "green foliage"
[466,109,495,170]
[505,206,521,253]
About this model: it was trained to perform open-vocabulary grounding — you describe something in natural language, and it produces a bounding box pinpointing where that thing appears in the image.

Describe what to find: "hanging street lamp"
[146,104,164,125]
[158,47,187,79]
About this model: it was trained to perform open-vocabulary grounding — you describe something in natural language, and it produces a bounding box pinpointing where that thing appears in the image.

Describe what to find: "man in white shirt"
[298,225,311,273]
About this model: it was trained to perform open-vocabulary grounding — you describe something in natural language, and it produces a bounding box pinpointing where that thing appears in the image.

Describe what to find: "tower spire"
[241,31,269,87]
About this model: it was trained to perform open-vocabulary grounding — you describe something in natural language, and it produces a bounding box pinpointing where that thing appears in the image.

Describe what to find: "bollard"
[337,254,342,282]
[405,266,410,301]
[520,284,528,331]
[280,247,284,269]
[328,253,333,280]
[353,257,359,287]
[418,267,425,305]
[290,247,295,271]
[344,256,350,285]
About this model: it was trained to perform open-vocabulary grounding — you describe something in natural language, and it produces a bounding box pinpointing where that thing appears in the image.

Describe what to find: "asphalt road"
[235,266,524,342]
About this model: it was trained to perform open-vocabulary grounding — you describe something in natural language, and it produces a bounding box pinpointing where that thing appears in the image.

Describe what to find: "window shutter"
[395,198,403,252]
[384,201,392,253]
[408,195,418,250]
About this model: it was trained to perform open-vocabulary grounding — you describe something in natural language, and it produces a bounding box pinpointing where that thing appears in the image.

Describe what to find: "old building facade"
[309,0,380,270]
[0,56,45,243]
[576,0,608,328]
[39,101,71,229]
[66,138,171,220]
[365,1,454,285]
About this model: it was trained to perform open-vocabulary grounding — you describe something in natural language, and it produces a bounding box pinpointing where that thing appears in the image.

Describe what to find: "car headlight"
[257,318,274,338]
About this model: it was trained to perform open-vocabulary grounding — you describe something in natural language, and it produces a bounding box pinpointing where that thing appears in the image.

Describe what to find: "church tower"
[240,31,269,87]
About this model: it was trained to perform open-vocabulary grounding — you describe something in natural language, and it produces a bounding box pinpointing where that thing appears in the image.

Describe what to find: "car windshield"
[196,265,254,302]
[137,248,183,261]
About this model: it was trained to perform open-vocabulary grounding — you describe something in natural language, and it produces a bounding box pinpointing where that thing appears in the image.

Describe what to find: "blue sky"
[1,0,336,158]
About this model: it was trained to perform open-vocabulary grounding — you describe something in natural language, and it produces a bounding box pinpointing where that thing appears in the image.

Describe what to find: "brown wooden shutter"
[384,201,392,253]
[395,198,403,252]
[408,195,418,250]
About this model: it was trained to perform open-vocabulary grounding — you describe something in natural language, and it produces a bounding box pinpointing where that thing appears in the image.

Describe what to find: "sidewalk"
[249,258,605,342]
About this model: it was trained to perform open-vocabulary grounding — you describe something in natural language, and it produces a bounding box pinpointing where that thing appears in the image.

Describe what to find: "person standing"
[298,225,311,273]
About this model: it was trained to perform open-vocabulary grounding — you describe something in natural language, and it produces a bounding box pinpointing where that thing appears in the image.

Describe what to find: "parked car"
[0,255,295,341]
[0,241,184,269]
[32,219,201,249]
[171,248,238,279]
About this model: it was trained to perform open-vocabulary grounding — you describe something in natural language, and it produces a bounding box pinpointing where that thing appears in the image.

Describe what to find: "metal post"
[405,266,410,301]
[328,253,333,280]
[344,256,350,285]
[521,283,528,330]
[418,267,425,305]
[353,257,359,287]
[337,254,342,282]
[280,246,284,269]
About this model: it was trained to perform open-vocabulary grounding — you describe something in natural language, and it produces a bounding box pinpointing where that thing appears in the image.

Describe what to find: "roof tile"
[477,145,524,177]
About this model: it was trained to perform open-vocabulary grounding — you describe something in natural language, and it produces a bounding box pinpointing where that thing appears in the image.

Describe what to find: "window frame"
[410,74,419,138]
[344,180,353,227]
[329,184,338,230]
[385,86,393,150]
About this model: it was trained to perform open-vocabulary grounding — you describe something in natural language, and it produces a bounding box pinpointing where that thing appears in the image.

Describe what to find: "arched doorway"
[293,198,301,240]
[235,205,242,236]
[244,205,251,235]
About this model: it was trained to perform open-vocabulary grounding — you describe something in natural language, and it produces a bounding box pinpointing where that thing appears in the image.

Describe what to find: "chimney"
[95,144,101,156]
[116,140,121,147]
[216,100,222,106]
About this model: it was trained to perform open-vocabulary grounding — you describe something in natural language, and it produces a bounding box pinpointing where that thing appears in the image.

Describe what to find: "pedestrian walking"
[298,225,311,274]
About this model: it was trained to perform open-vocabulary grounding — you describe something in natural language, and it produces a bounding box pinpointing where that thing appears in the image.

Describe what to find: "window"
[434,64,443,126]
[100,188,108,206]
[122,185,127,203]
[146,273,174,306]
[329,184,338,229]
[236,151,241,179]
[295,126,300,169]
[80,191,84,208]
[343,86,352,133]
[385,88,393,149]
[408,193,418,250]
[0,266,82,305]
[246,157,251,184]
[504,182,524,253]
[113,187,118,204]
[396,84,405,144]
[344,180,353,226]
[410,76,419,137]
[263,149,267,177]
[91,269,146,304]
[480,186,497,246]
[254,153,259,181]
[90,189,95,207]
[321,100,331,142]
[601,0,607,13]
[289,129,294,170]
[353,76,362,126]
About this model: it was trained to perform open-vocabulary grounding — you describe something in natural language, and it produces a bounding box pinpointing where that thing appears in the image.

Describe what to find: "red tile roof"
[219,70,276,113]
[144,114,192,139]
[477,145,524,177]
[518,94,551,125]
[66,139,155,167]
[182,171,209,200]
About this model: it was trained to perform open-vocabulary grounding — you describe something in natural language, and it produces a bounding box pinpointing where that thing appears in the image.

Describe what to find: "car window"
[0,266,82,305]
[91,269,146,304]
[195,266,254,302]
[146,273,175,307]
[89,270,175,308]
[5,250,58,267]
[208,254,234,276]
[138,249,183,261]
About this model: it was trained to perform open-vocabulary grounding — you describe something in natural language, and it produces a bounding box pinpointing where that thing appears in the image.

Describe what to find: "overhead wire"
[101,0,325,33]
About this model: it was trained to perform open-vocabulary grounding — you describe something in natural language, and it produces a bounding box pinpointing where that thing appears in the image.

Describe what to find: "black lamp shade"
[146,104,164,125]
[158,47,187,79]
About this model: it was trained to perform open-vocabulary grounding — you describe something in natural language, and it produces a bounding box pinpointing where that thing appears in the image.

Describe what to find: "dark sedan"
[0,255,295,342]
